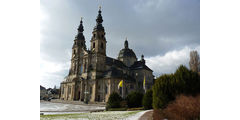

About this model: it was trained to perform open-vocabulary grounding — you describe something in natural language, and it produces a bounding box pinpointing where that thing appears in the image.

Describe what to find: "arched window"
[105,85,108,94]
[84,62,87,73]
[62,87,64,94]
[80,65,83,74]
[93,42,95,48]
[101,42,104,49]
[90,86,92,94]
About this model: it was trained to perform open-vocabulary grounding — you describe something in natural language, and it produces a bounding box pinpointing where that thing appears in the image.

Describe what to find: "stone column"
[79,82,82,101]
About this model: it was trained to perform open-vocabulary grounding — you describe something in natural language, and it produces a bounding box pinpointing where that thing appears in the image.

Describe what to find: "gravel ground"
[40,101,105,113]
[40,110,150,120]
[40,101,150,120]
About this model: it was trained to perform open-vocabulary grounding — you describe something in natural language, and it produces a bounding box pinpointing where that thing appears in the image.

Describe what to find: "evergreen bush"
[152,65,200,109]
[142,89,153,109]
[106,92,122,110]
[126,91,143,108]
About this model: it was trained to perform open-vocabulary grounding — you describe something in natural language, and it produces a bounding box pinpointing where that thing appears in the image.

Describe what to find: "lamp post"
[136,73,138,90]
[84,82,89,104]
[84,91,89,104]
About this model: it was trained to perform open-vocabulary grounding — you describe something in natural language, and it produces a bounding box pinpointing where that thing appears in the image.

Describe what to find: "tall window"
[62,87,64,94]
[105,85,108,94]
[68,86,71,94]
[101,42,104,49]
[93,42,95,48]
[90,86,92,94]
[80,65,83,74]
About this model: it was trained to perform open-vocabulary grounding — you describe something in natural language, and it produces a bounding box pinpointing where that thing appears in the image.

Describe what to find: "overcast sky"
[40,0,200,88]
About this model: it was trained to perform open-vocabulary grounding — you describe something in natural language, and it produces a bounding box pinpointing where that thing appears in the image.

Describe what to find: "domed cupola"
[118,38,137,67]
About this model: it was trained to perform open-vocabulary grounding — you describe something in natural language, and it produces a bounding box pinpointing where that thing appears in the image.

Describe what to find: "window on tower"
[105,85,108,94]
[93,42,95,48]
[101,42,104,49]
[80,65,83,74]
[62,87,64,94]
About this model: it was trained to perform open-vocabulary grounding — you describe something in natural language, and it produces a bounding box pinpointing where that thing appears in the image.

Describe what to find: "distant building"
[60,8,154,103]
[40,85,59,100]
[40,85,47,99]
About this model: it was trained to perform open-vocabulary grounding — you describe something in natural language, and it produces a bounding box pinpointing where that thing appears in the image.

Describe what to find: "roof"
[40,85,46,90]
[103,67,123,78]
[130,61,153,72]
[106,57,128,69]
[103,67,136,82]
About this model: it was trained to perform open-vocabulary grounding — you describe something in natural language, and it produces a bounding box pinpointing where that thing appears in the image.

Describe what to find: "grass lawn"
[40,110,142,120]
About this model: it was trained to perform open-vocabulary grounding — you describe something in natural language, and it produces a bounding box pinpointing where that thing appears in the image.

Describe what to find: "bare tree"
[189,51,200,72]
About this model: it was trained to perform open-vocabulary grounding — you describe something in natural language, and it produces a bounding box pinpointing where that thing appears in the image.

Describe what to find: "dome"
[118,39,137,59]
[118,48,137,59]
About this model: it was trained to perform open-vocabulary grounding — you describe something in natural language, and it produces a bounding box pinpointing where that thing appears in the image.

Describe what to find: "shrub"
[174,65,200,96]
[152,74,176,109]
[126,91,143,108]
[106,92,122,110]
[127,107,144,111]
[142,89,153,109]
[120,100,128,108]
[152,65,200,109]
[107,108,127,111]
[162,94,200,120]
[153,109,165,120]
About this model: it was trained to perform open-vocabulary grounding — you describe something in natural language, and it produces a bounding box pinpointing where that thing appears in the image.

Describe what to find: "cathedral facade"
[60,8,154,103]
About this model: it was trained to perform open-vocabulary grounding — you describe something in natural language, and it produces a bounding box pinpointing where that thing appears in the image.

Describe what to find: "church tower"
[69,18,86,76]
[90,7,106,55]
[90,7,106,73]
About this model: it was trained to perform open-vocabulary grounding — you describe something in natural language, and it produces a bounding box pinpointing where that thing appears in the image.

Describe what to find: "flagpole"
[144,73,146,93]
[122,80,123,98]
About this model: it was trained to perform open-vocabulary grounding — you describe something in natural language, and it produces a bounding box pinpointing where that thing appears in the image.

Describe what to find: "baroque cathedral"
[60,8,154,103]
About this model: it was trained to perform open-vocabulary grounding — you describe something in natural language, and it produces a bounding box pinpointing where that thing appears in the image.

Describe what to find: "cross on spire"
[78,17,84,33]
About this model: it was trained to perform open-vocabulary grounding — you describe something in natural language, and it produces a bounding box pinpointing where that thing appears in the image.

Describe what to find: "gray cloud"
[146,45,200,78]
[40,0,200,88]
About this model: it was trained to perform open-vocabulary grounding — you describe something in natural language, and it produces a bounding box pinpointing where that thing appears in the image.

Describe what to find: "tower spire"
[94,6,104,31]
[124,37,128,49]
[76,17,85,40]
[78,17,84,33]
[90,7,106,55]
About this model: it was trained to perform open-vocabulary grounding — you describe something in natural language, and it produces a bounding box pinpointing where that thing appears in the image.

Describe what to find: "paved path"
[138,110,153,120]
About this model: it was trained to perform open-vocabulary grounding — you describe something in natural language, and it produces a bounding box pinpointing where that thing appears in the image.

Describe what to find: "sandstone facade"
[60,8,154,103]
